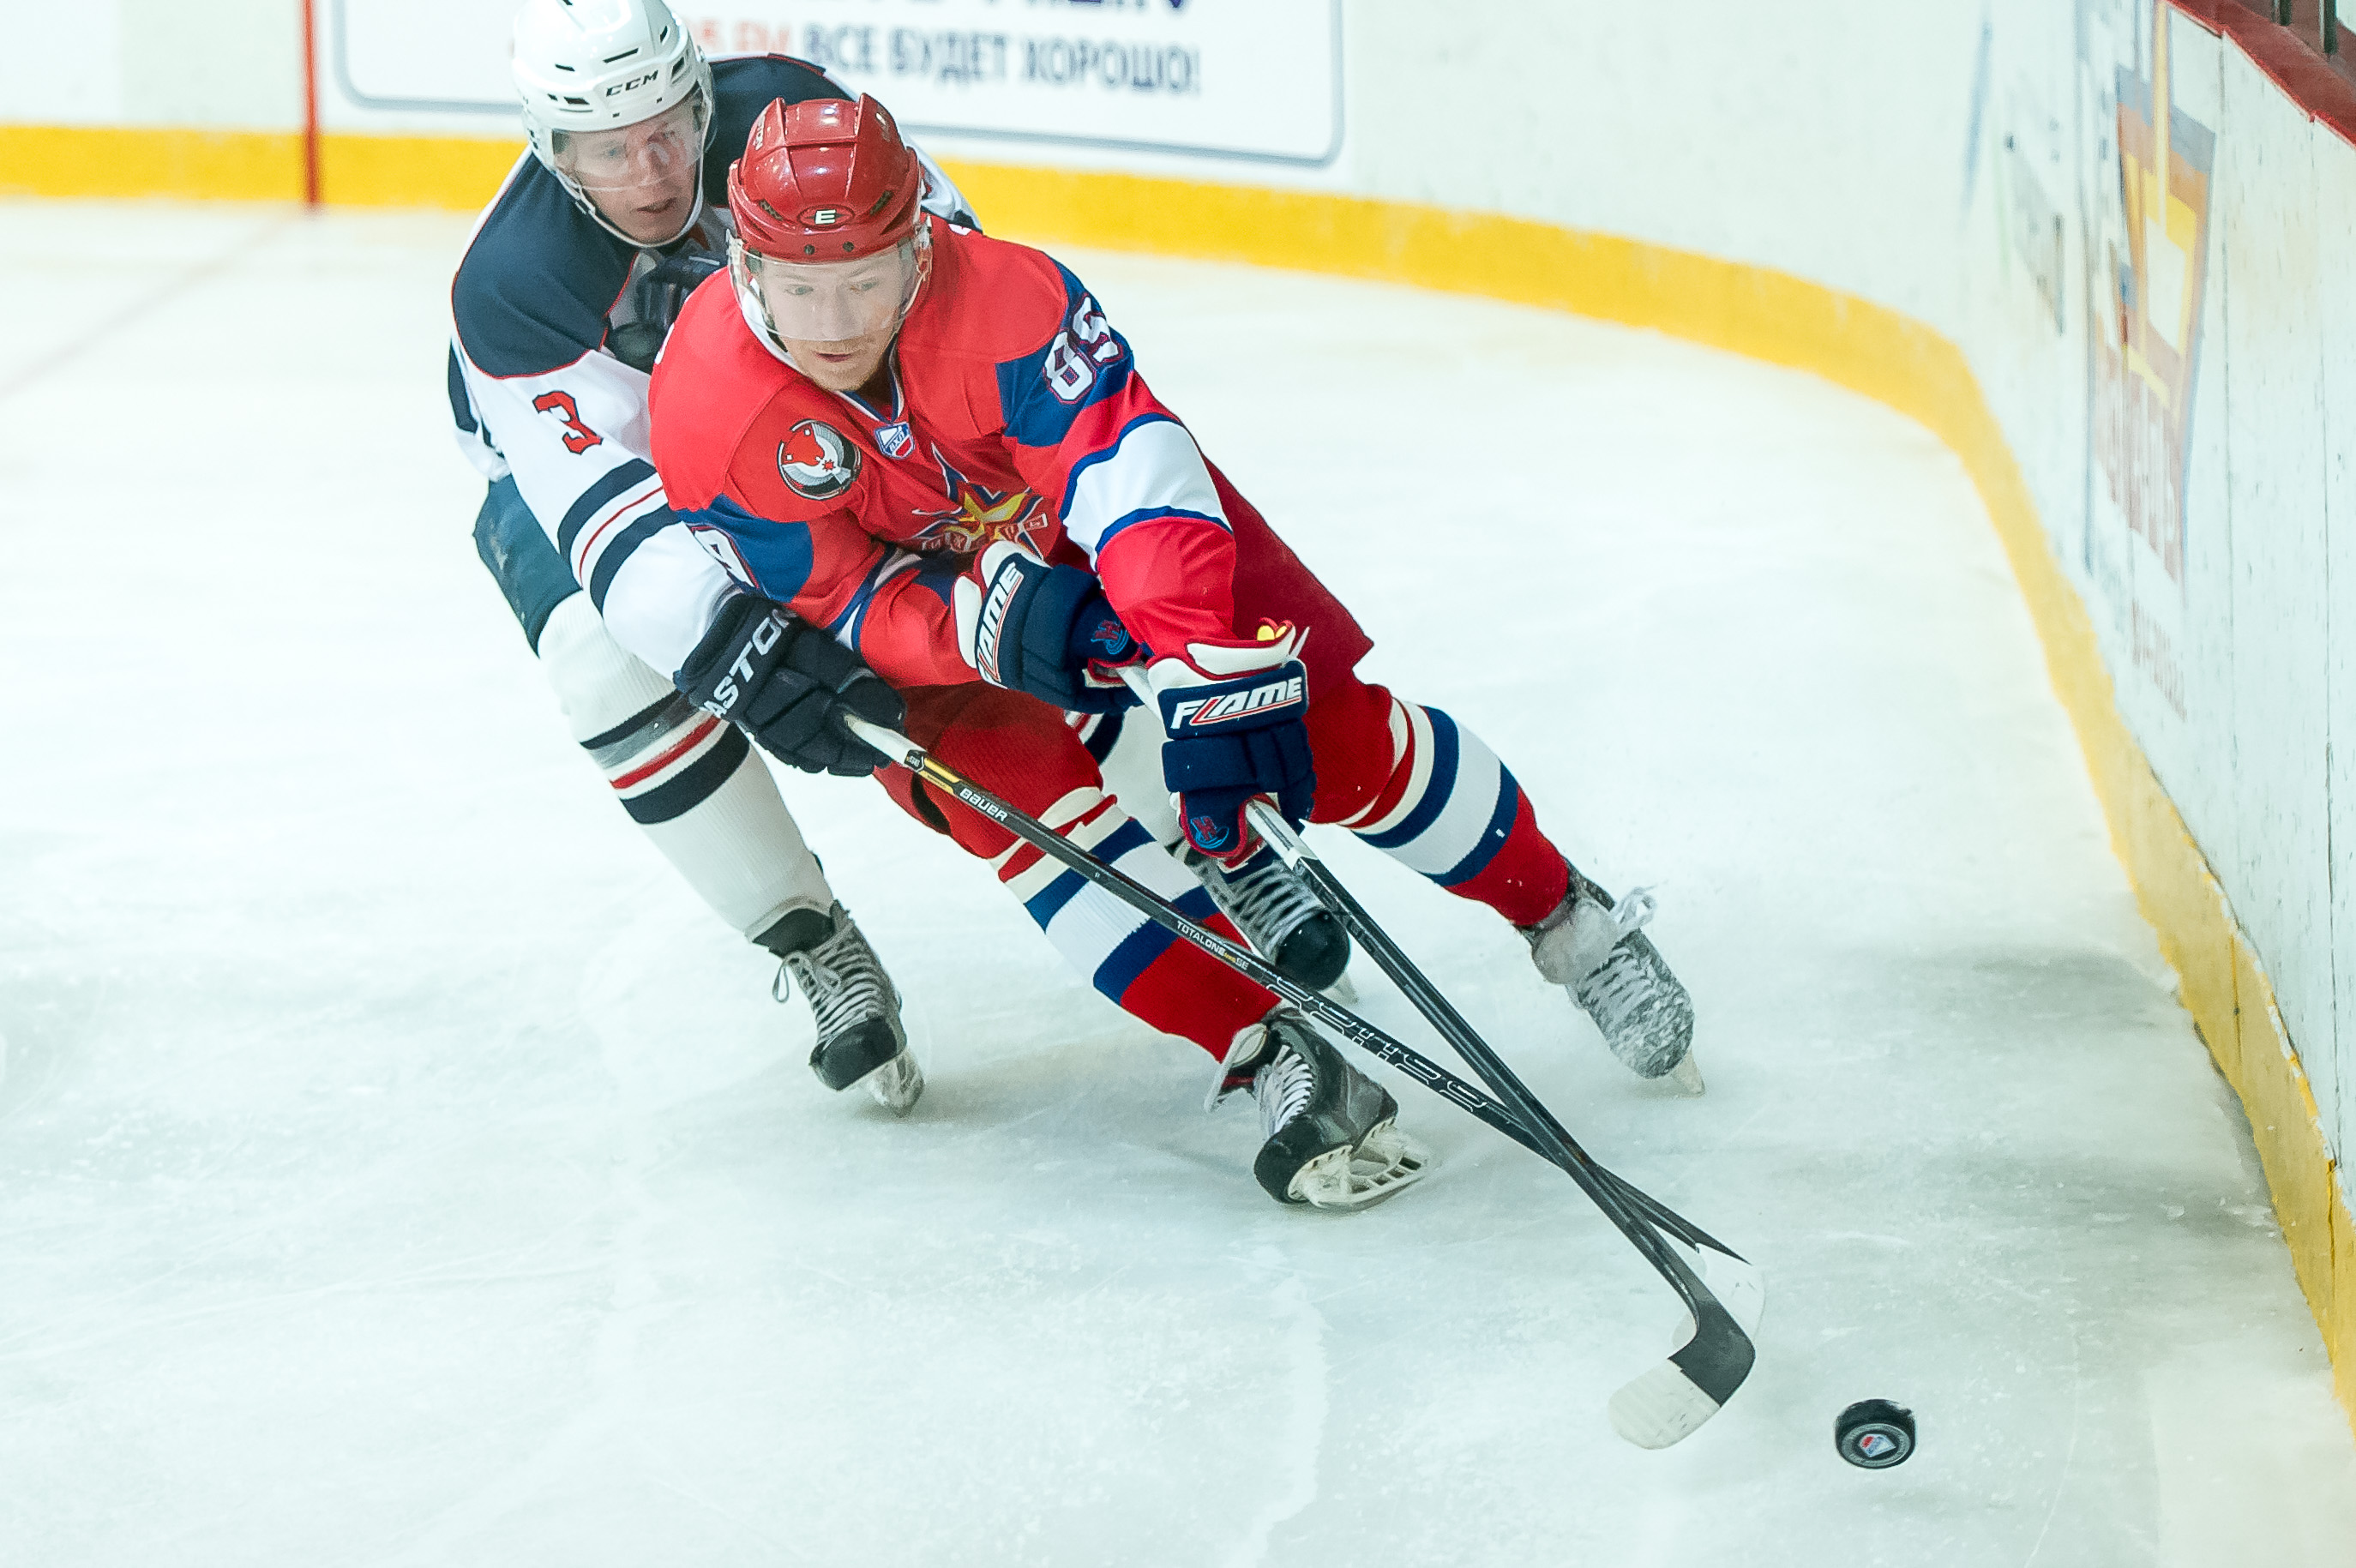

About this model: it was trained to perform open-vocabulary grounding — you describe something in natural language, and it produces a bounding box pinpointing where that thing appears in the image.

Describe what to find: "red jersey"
[648,224,1367,689]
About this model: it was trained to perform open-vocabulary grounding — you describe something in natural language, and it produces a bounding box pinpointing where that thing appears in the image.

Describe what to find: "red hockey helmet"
[726,94,933,353]
[728,94,923,262]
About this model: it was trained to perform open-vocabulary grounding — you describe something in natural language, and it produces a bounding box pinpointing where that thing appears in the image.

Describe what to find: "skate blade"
[1662,1051,1704,1096]
[857,1049,924,1116]
[1288,1121,1432,1211]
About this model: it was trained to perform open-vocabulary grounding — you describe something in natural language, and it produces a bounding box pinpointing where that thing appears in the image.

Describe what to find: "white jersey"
[447,52,971,677]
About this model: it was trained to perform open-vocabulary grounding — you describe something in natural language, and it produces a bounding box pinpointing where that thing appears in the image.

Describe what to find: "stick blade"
[1608,1251,1764,1449]
[1608,1361,1728,1449]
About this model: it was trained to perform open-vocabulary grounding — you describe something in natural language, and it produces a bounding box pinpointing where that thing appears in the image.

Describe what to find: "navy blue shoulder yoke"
[707,55,844,186]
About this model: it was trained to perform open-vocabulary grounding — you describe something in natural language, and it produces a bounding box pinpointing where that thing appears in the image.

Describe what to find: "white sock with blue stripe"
[990,786,1223,1007]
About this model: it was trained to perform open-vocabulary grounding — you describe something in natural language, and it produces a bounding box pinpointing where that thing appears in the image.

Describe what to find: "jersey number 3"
[533,390,604,454]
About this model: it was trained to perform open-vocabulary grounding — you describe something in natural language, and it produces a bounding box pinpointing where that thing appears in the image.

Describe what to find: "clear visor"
[550,96,709,195]
[743,238,920,344]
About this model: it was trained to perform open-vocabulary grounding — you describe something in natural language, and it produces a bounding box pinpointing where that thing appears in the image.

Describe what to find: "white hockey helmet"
[512,0,715,246]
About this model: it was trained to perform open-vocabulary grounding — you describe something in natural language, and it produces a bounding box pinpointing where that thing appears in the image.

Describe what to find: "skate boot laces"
[1577,886,1659,1022]
[1561,883,1696,1081]
[1188,846,1353,994]
[1194,849,1325,955]
[1252,1037,1319,1142]
[778,915,895,1042]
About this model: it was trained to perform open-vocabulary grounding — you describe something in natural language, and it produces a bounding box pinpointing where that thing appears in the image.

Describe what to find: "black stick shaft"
[1244,807,1743,1260]
[844,718,1734,1308]
[1230,816,1711,1306]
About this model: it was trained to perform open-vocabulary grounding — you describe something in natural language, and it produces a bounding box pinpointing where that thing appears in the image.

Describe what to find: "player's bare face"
[758,247,915,396]
[557,100,704,244]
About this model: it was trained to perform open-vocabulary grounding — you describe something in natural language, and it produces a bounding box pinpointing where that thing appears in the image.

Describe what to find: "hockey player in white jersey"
[445,1,947,1110]
[448,2,1360,1124]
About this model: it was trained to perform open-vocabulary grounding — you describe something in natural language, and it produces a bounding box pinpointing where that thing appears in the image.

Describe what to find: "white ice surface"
[3,201,2353,1566]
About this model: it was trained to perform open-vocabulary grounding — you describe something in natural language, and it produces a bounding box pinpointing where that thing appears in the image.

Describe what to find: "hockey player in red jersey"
[646,97,1699,1205]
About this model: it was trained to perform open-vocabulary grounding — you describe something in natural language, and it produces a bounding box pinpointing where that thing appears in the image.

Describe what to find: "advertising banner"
[328,0,1343,165]
[2073,0,2217,725]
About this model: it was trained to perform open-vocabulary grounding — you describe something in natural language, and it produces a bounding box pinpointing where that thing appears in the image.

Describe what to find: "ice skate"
[1212,1009,1429,1209]
[1524,868,1699,1090]
[769,902,922,1114]
[1184,844,1355,995]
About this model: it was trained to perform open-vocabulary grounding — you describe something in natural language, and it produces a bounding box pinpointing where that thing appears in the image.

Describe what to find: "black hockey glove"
[676,593,905,777]
[952,540,1142,712]
[608,249,726,373]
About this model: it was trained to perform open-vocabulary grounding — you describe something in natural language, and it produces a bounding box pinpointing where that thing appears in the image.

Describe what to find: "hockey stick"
[1241,800,1762,1447]
[1101,676,1759,1361]
[844,714,1757,1447]
[1096,678,1737,1259]
[1237,805,1738,1271]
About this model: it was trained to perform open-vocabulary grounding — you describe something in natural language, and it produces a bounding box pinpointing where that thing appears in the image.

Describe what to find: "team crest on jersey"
[909,445,1049,555]
[777,419,862,500]
[874,420,915,460]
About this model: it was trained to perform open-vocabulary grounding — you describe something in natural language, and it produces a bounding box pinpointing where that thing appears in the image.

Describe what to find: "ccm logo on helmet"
[608,71,662,96]
[1169,676,1306,729]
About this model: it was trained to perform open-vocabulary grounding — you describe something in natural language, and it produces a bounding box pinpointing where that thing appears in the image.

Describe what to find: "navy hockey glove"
[676,593,905,777]
[608,249,725,373]
[1151,624,1316,867]
[953,541,1140,712]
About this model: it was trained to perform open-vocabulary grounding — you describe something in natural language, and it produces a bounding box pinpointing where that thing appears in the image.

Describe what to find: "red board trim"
[2171,0,2356,147]
[299,0,321,205]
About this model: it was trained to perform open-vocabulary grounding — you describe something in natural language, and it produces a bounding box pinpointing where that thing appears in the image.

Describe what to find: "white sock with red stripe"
[538,592,834,940]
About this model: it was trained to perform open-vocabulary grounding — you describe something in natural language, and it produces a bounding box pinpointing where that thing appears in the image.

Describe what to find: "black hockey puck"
[1834,1399,1916,1468]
